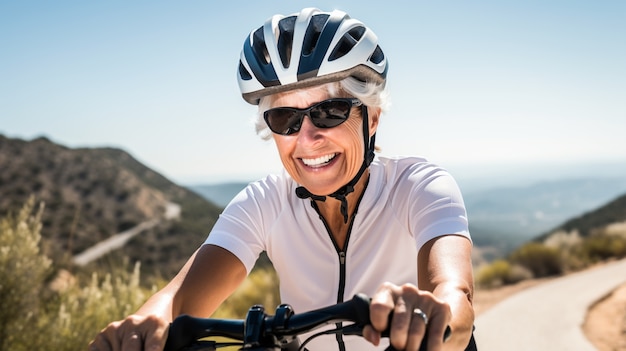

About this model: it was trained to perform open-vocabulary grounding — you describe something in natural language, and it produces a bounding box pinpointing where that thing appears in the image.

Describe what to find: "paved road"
[72,202,181,266]
[73,219,159,266]
[474,258,626,351]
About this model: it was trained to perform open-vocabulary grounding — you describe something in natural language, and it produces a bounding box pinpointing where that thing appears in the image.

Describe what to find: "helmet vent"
[329,26,365,61]
[369,45,385,64]
[238,62,252,80]
[277,16,296,68]
[251,27,271,64]
[302,14,330,56]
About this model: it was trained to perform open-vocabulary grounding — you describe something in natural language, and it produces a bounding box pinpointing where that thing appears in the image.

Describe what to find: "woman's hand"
[88,314,169,351]
[363,282,452,351]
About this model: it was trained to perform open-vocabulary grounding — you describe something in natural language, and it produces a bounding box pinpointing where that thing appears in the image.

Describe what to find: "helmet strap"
[295,104,375,224]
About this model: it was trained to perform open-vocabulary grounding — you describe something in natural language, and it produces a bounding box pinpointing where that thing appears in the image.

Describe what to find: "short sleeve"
[406,164,471,251]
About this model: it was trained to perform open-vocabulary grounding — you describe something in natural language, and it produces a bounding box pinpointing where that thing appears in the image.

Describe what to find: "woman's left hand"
[363,282,452,351]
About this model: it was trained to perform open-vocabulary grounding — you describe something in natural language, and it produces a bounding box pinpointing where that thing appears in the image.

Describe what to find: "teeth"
[301,153,336,167]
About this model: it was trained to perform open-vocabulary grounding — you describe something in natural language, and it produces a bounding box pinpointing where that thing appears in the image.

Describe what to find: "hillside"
[0,134,223,279]
[538,192,626,243]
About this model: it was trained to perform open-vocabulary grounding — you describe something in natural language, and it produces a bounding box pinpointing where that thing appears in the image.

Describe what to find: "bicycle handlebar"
[164,293,450,351]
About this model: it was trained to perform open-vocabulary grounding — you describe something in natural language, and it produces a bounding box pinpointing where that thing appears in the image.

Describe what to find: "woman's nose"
[297,115,323,141]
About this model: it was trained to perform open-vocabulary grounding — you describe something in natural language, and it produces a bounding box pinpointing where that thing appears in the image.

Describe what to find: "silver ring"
[413,308,428,325]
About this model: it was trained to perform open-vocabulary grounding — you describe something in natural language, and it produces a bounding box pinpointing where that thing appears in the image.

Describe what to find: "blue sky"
[1,1,625,185]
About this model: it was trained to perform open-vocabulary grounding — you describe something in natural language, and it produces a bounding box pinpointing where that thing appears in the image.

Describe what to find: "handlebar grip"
[164,314,244,351]
[164,315,200,351]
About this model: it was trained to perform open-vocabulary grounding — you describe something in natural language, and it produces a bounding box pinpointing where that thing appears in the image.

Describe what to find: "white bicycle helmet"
[237,7,388,105]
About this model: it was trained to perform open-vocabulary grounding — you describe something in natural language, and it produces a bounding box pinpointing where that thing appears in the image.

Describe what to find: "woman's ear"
[368,107,382,137]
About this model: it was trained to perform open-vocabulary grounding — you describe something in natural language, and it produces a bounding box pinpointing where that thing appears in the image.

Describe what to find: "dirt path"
[582,282,626,351]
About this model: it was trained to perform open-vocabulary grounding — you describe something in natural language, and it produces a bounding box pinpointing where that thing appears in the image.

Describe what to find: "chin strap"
[295,104,375,224]
[296,179,354,224]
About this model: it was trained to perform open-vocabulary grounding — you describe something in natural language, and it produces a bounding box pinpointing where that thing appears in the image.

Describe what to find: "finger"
[369,282,398,331]
[89,332,113,351]
[389,296,412,350]
[426,310,451,351]
[100,322,124,351]
[143,316,169,351]
[405,308,428,351]
[120,330,142,351]
[114,317,147,351]
[362,325,381,346]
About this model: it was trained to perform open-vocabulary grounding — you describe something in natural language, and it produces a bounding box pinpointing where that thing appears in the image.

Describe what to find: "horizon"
[4,132,626,191]
[2,1,625,186]
[173,154,626,193]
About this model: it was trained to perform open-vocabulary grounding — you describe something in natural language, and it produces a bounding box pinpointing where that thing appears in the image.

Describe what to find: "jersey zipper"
[336,250,348,351]
[310,203,351,351]
[309,204,354,303]
[307,176,370,351]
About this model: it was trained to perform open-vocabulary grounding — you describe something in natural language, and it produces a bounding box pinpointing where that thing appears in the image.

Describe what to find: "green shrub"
[576,234,626,263]
[476,259,511,288]
[509,242,564,278]
[475,259,533,288]
[34,262,155,351]
[558,249,591,272]
[0,198,154,351]
[0,197,52,351]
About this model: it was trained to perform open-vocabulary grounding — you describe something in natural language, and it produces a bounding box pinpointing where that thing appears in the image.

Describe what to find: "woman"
[90,8,476,351]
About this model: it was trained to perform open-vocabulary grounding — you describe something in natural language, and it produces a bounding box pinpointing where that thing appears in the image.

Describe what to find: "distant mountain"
[465,177,626,254]
[538,192,626,242]
[189,182,250,208]
[0,135,223,279]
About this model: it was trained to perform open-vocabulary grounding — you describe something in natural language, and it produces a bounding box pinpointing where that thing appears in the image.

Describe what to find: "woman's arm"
[89,244,247,351]
[418,235,475,350]
[171,244,248,317]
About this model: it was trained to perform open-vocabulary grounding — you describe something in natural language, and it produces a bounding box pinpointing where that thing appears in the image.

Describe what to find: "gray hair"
[254,77,390,140]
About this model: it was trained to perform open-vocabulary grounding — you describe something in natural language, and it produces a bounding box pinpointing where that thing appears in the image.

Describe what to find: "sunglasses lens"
[310,100,352,128]
[264,99,356,135]
[264,109,301,135]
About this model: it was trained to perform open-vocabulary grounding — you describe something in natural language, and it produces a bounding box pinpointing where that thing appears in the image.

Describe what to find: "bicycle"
[164,293,451,351]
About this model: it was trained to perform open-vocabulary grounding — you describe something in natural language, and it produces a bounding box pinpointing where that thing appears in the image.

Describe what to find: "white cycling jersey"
[204,156,471,350]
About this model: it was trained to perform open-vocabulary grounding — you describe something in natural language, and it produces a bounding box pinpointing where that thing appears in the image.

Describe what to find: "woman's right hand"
[88,314,169,351]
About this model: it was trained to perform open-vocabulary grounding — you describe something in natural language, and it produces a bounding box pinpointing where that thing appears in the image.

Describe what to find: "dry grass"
[583,282,626,351]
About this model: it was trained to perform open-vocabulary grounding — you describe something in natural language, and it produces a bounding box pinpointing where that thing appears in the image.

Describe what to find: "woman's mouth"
[301,153,337,168]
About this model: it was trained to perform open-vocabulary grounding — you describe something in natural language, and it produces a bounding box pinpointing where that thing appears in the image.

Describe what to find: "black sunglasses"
[263,98,362,135]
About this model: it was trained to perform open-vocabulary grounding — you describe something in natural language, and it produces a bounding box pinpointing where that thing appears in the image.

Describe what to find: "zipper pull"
[339,251,346,265]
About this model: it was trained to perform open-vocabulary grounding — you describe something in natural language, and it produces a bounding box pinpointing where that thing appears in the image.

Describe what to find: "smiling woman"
[263,84,378,201]
[90,7,477,351]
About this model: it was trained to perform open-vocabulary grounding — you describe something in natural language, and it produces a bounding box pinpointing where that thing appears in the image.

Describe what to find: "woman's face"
[268,87,379,196]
